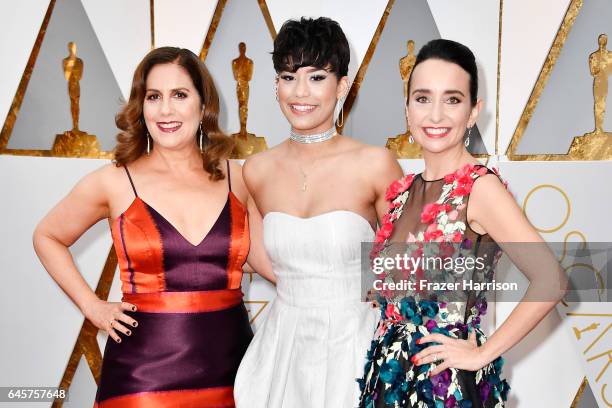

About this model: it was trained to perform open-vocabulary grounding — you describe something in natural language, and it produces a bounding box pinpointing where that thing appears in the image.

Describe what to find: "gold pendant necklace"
[298,164,308,192]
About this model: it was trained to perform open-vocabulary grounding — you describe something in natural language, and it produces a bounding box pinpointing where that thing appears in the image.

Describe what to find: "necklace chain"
[291,127,337,191]
[298,165,308,192]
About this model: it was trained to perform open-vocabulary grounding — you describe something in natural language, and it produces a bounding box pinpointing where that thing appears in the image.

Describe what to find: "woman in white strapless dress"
[234,17,403,407]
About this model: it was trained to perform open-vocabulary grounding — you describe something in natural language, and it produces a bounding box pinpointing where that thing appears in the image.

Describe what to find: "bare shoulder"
[470,172,513,207]
[362,144,398,167]
[77,163,121,194]
[346,139,402,176]
[472,172,507,194]
[63,162,125,213]
[227,159,244,180]
[227,159,248,201]
[242,142,286,185]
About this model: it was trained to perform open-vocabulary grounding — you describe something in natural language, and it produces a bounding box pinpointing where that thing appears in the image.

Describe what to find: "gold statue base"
[230,132,268,159]
[567,130,612,160]
[385,133,422,159]
[52,130,110,158]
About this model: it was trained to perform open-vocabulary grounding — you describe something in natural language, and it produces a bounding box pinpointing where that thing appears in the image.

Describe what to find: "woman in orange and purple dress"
[33,47,273,407]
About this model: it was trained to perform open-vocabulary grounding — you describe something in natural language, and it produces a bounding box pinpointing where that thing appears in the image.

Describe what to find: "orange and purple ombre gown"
[94,164,252,408]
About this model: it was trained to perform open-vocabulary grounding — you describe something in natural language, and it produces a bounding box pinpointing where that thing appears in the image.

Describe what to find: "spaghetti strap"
[226,160,232,192]
[123,166,138,197]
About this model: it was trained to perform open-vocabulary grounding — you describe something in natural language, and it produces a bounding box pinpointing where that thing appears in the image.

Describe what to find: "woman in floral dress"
[358,39,565,407]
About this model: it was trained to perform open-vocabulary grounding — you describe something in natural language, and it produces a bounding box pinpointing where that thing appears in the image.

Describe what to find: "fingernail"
[416,339,421,345]
[116,338,121,343]
[126,330,131,336]
[132,322,138,327]
[132,306,137,311]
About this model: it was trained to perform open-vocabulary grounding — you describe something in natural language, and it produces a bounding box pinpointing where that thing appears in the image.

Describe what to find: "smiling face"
[143,62,203,152]
[277,66,348,135]
[406,58,481,154]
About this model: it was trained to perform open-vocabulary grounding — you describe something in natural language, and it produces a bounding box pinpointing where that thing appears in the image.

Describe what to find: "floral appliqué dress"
[358,164,510,408]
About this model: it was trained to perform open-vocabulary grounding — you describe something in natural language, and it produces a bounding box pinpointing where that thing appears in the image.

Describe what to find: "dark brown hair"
[114,47,233,180]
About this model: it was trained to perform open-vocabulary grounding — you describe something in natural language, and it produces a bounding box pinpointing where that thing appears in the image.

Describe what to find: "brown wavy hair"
[114,47,233,180]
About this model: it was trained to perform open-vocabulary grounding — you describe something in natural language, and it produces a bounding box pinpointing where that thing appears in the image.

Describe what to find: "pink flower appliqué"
[421,203,451,224]
[385,174,415,201]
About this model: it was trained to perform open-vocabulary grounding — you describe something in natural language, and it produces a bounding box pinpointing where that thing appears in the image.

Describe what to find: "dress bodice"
[111,193,249,294]
[374,164,503,326]
[263,211,375,307]
[236,210,380,408]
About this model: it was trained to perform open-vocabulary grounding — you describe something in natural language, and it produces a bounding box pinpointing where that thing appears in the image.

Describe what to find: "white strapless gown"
[234,211,379,408]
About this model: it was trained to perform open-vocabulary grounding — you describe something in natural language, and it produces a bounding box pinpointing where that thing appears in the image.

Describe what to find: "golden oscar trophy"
[386,40,422,158]
[51,42,104,158]
[230,42,267,159]
[567,33,612,159]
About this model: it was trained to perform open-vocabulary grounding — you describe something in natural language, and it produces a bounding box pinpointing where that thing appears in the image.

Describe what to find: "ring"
[109,319,114,327]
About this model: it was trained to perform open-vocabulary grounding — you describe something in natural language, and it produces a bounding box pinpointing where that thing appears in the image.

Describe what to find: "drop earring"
[335,100,344,127]
[146,132,151,155]
[408,135,414,144]
[199,121,205,153]
[465,127,472,147]
[274,77,279,101]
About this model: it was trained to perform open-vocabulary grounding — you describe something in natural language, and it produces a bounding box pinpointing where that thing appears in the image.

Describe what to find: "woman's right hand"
[82,299,138,343]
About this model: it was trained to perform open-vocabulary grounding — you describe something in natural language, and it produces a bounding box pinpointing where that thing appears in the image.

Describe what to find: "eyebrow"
[411,89,465,97]
[145,87,191,93]
[305,67,328,73]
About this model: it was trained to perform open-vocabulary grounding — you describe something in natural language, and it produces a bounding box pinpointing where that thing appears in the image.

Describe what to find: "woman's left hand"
[412,331,490,376]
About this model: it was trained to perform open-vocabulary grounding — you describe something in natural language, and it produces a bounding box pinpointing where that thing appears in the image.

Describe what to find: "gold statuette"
[567,33,612,160]
[386,40,421,158]
[230,42,267,159]
[52,42,105,158]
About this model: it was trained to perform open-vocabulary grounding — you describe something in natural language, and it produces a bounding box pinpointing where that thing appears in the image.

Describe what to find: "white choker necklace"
[289,127,337,144]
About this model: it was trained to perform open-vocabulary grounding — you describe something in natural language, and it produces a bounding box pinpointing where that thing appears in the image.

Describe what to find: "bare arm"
[32,166,136,343]
[415,174,566,374]
[371,147,404,224]
[468,175,566,363]
[241,158,275,284]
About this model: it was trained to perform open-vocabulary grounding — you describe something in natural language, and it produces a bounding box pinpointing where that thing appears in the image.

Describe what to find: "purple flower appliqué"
[425,319,438,331]
[479,380,492,402]
[475,297,488,316]
[431,369,452,398]
[445,395,457,408]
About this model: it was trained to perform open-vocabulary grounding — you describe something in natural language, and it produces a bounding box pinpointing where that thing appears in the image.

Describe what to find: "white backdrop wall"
[1,1,610,407]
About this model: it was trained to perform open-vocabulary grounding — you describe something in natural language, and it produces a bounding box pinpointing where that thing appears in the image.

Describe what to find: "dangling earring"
[465,127,472,147]
[408,134,414,144]
[335,99,344,127]
[274,77,279,101]
[146,131,151,155]
[199,121,205,153]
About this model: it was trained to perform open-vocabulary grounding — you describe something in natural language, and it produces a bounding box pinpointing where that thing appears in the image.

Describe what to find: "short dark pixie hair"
[272,17,350,78]
[408,39,478,106]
